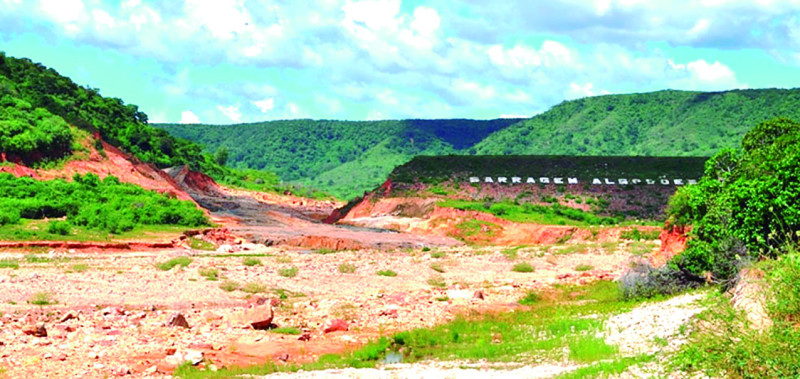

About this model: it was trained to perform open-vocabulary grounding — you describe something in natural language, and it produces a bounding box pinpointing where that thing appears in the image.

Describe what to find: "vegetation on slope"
[0,172,208,235]
[666,117,800,283]
[155,119,521,199]
[475,89,800,156]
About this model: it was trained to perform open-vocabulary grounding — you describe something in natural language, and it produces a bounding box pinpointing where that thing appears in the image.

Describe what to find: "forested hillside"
[156,119,520,198]
[474,89,800,156]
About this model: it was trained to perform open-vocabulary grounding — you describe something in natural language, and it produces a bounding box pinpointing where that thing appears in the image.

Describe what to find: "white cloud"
[252,98,275,113]
[687,59,735,83]
[217,104,243,123]
[179,110,200,124]
[410,7,440,35]
[39,0,84,24]
[568,82,596,99]
[182,0,253,40]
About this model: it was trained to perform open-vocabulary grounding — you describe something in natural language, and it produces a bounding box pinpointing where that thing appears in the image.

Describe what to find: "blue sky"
[2,0,800,124]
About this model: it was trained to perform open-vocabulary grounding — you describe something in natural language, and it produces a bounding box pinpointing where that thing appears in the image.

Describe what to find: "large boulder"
[227,297,274,330]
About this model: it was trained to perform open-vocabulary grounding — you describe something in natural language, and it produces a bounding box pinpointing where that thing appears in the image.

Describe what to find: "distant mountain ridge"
[158,88,800,199]
[155,118,522,198]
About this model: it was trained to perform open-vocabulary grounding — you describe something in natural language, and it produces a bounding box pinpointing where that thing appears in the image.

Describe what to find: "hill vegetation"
[474,89,800,156]
[159,89,800,199]
[155,119,521,199]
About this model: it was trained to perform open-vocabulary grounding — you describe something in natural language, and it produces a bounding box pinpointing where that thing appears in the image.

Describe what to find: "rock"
[23,322,47,337]
[94,363,105,369]
[472,290,485,300]
[227,302,273,330]
[59,312,77,322]
[184,350,204,365]
[322,319,348,333]
[274,353,290,362]
[188,343,213,350]
[164,353,184,367]
[113,365,131,376]
[298,332,312,341]
[143,365,158,375]
[167,312,190,328]
[165,348,177,356]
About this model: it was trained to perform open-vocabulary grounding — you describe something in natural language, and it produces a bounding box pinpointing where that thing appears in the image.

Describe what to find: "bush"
[512,262,535,273]
[666,118,800,283]
[620,228,661,241]
[338,263,356,274]
[377,269,397,277]
[278,267,298,278]
[242,257,261,266]
[0,207,20,225]
[519,291,540,305]
[46,220,71,236]
[619,262,703,300]
[219,280,240,292]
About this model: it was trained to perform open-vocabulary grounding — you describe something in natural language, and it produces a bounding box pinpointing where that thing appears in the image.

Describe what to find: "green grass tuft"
[511,262,535,273]
[243,257,261,266]
[338,263,356,274]
[278,267,298,278]
[376,269,397,277]
[155,256,192,271]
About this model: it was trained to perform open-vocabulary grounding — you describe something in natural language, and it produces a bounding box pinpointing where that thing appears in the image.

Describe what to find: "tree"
[214,147,229,166]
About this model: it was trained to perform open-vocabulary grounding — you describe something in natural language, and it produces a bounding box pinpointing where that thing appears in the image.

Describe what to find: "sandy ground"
[0,244,635,378]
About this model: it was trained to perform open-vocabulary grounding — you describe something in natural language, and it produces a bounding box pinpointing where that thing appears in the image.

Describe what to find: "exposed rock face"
[22,322,47,337]
[322,319,348,333]
[731,268,773,331]
[651,224,690,267]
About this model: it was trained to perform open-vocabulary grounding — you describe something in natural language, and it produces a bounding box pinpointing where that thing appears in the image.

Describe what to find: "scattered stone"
[322,319,348,333]
[143,365,158,375]
[228,302,273,330]
[22,322,47,337]
[472,290,485,300]
[165,348,177,356]
[167,312,190,328]
[113,365,131,376]
[93,363,105,369]
[59,312,77,323]
[298,332,312,341]
[184,350,204,365]
[274,353,290,362]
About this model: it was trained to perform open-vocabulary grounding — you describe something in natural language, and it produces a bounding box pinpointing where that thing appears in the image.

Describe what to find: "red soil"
[651,224,690,267]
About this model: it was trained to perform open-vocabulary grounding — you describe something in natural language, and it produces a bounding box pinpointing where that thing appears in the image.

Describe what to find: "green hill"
[155,119,521,198]
[474,89,800,156]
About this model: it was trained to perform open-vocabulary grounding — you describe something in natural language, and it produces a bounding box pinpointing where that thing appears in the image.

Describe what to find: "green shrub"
[155,256,192,271]
[242,257,261,266]
[278,267,298,278]
[198,267,219,281]
[0,259,19,269]
[0,207,20,225]
[69,263,89,273]
[574,264,594,272]
[666,118,800,283]
[219,280,240,292]
[46,220,71,236]
[377,269,397,277]
[271,326,302,335]
[427,275,446,288]
[338,263,356,274]
[429,263,445,273]
[519,291,540,305]
[242,282,266,293]
[28,292,56,306]
[512,262,535,273]
[620,228,661,241]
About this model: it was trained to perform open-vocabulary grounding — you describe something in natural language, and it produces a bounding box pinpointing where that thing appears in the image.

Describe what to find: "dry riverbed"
[0,243,646,378]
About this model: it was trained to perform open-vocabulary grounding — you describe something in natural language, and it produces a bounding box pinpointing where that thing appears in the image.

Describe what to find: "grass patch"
[278,267,298,278]
[198,267,220,281]
[155,256,192,271]
[28,292,56,306]
[25,254,52,263]
[574,264,594,272]
[438,199,621,226]
[271,326,302,335]
[556,355,654,378]
[275,256,292,263]
[429,263,445,273]
[68,263,89,273]
[377,269,397,277]
[427,275,446,288]
[0,259,19,269]
[519,291,540,305]
[338,263,356,274]
[620,228,661,241]
[242,282,266,294]
[188,237,217,251]
[511,262,535,273]
[554,244,589,255]
[601,241,618,254]
[629,242,656,256]
[430,251,446,259]
[568,336,619,363]
[0,220,193,243]
[219,280,240,292]
[501,246,521,260]
[243,257,261,266]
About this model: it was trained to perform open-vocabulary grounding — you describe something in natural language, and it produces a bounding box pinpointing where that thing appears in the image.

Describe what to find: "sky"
[1,0,800,124]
